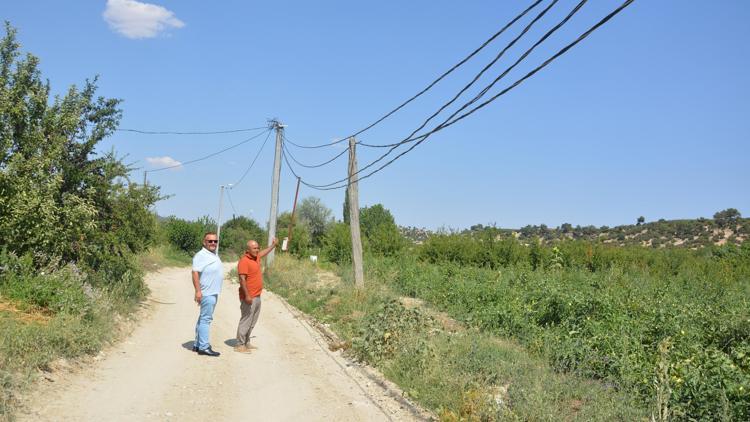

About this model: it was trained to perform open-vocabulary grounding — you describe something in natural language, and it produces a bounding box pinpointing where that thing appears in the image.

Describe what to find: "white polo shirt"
[192,247,223,296]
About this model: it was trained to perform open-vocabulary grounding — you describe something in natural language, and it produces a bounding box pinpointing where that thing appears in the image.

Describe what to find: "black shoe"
[192,346,198,352]
[197,347,220,357]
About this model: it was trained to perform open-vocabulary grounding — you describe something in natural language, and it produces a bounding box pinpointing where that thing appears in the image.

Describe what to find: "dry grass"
[0,297,51,325]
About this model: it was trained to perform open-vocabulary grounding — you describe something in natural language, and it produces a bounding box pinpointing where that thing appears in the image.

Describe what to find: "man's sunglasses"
[205,240,218,244]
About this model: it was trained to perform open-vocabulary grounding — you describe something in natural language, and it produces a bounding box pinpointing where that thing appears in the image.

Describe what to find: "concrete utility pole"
[266,120,284,267]
[216,183,232,255]
[285,176,301,251]
[347,137,364,288]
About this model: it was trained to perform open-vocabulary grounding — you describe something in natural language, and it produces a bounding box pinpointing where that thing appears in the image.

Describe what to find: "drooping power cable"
[301,0,636,190]
[147,128,272,173]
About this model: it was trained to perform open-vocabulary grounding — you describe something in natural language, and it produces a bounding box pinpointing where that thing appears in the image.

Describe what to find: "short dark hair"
[203,232,218,239]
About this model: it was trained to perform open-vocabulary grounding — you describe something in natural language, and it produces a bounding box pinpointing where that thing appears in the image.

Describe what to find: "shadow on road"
[223,337,255,347]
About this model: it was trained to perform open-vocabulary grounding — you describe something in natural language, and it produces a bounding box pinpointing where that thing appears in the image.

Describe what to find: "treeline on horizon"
[400,207,749,249]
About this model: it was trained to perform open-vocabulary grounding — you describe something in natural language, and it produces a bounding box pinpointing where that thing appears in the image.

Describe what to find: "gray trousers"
[236,296,261,346]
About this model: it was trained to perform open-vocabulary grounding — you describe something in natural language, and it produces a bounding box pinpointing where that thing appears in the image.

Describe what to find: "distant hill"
[400,208,749,249]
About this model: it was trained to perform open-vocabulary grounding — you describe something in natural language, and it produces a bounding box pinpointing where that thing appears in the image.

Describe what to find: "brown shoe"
[234,345,251,353]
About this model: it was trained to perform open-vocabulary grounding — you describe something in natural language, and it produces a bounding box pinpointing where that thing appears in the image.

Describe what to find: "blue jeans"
[195,294,218,351]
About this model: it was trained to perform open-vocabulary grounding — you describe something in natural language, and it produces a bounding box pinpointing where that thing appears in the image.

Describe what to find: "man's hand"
[191,271,202,305]
[272,237,278,246]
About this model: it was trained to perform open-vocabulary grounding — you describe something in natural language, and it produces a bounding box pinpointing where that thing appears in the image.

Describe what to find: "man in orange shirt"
[235,237,277,353]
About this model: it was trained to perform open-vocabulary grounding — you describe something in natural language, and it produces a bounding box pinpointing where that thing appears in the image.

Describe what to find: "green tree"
[360,204,405,256]
[0,23,160,272]
[713,208,741,228]
[321,222,352,265]
[637,216,645,225]
[219,215,264,259]
[274,211,310,257]
[297,196,333,245]
[360,204,396,237]
[164,216,215,254]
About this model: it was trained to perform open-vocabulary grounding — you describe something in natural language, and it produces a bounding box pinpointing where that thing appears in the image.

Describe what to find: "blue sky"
[3,1,749,230]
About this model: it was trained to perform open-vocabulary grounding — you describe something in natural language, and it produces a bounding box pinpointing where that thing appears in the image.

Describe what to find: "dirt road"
[18,264,428,421]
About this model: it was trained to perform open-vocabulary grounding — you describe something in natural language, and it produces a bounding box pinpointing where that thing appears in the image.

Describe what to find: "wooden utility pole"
[347,137,364,288]
[267,120,284,267]
[285,176,301,251]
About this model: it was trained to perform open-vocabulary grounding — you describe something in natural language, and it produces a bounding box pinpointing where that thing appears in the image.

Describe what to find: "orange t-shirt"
[238,253,262,301]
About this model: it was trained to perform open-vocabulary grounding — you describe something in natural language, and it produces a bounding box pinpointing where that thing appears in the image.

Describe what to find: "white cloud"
[103,0,185,39]
[146,156,182,169]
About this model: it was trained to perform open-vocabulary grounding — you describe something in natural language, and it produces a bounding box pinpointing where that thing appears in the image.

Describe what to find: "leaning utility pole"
[347,137,364,288]
[266,120,284,267]
[285,176,301,251]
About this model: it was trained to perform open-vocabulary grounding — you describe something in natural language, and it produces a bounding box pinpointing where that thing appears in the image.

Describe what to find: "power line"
[231,129,274,187]
[306,0,584,188]
[282,135,349,168]
[226,189,238,216]
[303,0,636,190]
[118,126,268,135]
[281,147,305,183]
[147,128,273,173]
[342,0,546,141]
[282,134,348,150]
[277,0,544,150]
[358,0,559,148]
[341,0,637,189]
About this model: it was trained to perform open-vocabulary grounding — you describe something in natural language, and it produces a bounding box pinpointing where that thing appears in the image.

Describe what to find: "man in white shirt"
[191,232,223,356]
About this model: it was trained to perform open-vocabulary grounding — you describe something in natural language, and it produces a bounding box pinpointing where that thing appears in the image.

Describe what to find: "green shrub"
[276,224,312,259]
[321,222,352,265]
[366,250,750,420]
[0,251,91,316]
[219,216,266,258]
[265,255,646,420]
[352,299,434,365]
[162,216,215,254]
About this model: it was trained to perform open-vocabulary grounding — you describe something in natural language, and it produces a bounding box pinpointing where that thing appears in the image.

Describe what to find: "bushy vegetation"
[370,239,750,420]
[161,216,215,254]
[266,255,646,420]
[155,214,268,262]
[0,22,160,308]
[321,222,352,265]
[321,203,406,264]
[166,192,748,419]
[268,200,750,419]
[0,24,161,418]
[218,215,265,260]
